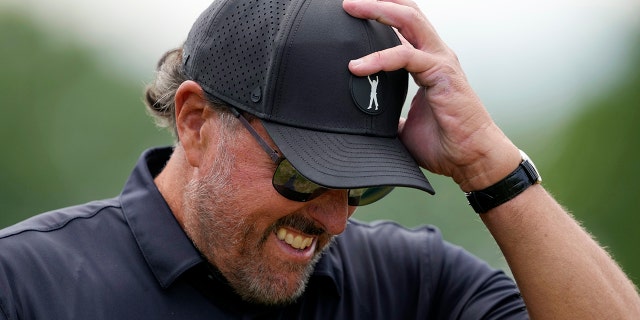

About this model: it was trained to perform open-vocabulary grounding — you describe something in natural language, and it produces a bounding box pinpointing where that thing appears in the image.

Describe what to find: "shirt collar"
[119,147,203,288]
[118,147,342,297]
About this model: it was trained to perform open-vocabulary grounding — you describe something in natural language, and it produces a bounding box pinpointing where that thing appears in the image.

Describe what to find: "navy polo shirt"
[0,147,527,319]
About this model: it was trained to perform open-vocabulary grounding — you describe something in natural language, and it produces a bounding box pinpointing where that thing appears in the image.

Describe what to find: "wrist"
[455,145,521,193]
[465,149,543,213]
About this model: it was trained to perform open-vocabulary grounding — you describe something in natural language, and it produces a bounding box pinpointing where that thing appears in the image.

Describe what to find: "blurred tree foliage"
[0,12,172,226]
[542,36,640,286]
[0,10,501,267]
[1,10,638,287]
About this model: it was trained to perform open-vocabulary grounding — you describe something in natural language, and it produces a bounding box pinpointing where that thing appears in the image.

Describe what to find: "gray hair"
[144,47,238,140]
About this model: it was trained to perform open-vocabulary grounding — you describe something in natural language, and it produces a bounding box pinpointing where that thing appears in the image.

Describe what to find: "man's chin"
[226,227,336,305]
[229,260,317,306]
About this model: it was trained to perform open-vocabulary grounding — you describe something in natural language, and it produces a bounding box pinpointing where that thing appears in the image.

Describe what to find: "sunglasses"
[229,108,394,206]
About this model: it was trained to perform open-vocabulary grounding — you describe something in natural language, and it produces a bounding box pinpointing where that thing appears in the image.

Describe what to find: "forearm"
[481,184,640,319]
[341,1,640,315]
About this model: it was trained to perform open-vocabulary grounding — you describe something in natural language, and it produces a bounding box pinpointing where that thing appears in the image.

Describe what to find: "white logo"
[368,75,379,110]
[351,72,386,115]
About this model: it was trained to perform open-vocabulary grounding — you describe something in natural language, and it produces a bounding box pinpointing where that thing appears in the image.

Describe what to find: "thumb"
[398,117,407,136]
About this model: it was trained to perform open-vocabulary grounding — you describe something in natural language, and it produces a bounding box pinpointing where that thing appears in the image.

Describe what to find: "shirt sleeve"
[333,220,528,319]
[428,239,529,319]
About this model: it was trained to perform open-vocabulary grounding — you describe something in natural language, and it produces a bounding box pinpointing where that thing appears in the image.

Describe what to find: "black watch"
[465,150,542,214]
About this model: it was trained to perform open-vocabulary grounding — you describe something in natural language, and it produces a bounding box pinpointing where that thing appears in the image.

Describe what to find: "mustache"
[271,213,326,237]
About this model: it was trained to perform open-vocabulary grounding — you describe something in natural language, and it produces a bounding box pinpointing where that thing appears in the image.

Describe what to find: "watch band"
[465,151,541,214]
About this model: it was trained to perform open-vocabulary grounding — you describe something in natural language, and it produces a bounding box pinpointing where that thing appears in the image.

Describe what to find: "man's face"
[181,116,356,305]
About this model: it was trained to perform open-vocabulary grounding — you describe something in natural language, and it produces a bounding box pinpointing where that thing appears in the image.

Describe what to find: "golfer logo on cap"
[367,75,379,111]
[351,71,387,115]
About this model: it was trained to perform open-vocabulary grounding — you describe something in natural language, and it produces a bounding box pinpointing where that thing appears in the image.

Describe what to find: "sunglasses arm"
[229,107,282,163]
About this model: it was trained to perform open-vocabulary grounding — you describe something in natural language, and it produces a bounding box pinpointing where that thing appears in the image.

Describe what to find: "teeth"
[276,228,314,250]
[277,228,287,241]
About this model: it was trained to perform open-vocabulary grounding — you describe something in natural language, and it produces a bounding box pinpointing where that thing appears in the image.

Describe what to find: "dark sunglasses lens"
[348,186,395,206]
[273,159,326,202]
[273,159,394,206]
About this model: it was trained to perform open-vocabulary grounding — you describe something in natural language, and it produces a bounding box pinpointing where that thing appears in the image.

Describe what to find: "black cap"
[183,0,434,194]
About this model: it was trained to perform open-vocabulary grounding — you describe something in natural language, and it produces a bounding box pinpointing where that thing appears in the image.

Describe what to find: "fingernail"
[350,58,364,67]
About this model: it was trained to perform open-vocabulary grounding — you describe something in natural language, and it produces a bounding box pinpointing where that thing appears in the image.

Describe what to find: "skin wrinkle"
[136,1,640,317]
[180,114,338,306]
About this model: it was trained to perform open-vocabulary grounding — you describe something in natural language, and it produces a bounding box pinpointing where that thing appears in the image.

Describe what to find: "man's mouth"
[276,228,314,250]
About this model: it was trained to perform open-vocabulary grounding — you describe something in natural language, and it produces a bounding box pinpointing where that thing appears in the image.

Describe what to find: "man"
[1,0,639,318]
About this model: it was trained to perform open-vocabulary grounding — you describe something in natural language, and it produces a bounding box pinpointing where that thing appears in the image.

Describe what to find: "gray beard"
[180,140,329,306]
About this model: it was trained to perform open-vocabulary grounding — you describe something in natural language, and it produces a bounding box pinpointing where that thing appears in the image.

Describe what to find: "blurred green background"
[1,2,638,288]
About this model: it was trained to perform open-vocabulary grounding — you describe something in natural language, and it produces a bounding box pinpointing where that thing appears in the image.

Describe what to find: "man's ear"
[175,80,211,168]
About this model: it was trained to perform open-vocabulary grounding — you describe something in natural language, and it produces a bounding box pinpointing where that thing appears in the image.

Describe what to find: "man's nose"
[304,189,354,235]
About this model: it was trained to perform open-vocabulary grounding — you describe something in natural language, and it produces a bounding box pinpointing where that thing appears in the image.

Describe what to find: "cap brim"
[262,121,435,195]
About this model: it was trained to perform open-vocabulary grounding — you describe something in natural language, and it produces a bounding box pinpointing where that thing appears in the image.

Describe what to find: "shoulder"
[0,198,130,278]
[320,220,447,316]
[0,198,129,264]
[0,199,142,319]
[0,198,126,270]
[325,219,527,319]
[335,219,504,273]
[335,219,446,263]
[331,219,465,282]
[0,198,122,240]
[332,219,448,286]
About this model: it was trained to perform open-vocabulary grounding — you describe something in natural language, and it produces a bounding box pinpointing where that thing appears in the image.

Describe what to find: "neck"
[154,146,191,228]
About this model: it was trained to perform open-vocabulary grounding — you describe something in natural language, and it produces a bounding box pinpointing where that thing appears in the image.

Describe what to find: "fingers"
[342,0,445,52]
[348,45,436,78]
[344,0,456,88]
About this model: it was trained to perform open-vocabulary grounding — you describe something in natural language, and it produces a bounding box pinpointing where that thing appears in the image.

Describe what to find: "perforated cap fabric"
[183,0,434,194]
